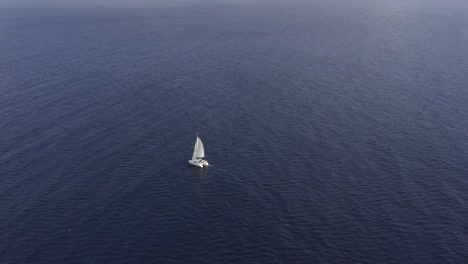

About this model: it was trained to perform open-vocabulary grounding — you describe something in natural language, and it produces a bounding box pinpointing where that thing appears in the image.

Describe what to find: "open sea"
[1,0,467,263]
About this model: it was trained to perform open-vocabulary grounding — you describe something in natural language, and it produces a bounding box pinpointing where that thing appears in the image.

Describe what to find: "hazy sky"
[1,0,468,12]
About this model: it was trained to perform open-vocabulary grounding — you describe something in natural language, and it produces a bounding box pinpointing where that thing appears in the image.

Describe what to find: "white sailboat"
[188,134,209,168]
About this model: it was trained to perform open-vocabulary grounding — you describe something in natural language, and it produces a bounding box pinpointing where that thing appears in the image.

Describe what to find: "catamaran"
[188,134,209,168]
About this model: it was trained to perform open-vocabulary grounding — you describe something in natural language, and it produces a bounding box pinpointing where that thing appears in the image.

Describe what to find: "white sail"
[192,137,205,159]
[189,134,209,167]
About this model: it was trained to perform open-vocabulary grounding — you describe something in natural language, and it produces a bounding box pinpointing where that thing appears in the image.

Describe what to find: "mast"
[192,137,198,160]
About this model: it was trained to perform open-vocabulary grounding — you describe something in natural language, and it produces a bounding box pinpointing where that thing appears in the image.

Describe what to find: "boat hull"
[189,159,209,168]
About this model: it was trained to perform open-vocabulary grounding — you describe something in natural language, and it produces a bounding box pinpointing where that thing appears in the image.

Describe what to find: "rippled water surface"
[1,0,467,263]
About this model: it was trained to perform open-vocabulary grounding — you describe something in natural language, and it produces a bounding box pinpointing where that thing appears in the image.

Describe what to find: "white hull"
[189,159,209,168]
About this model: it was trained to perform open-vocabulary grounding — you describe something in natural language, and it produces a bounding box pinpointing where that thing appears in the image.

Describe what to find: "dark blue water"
[1,0,467,263]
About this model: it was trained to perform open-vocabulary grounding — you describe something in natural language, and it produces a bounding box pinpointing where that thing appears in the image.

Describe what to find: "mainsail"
[192,137,205,159]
